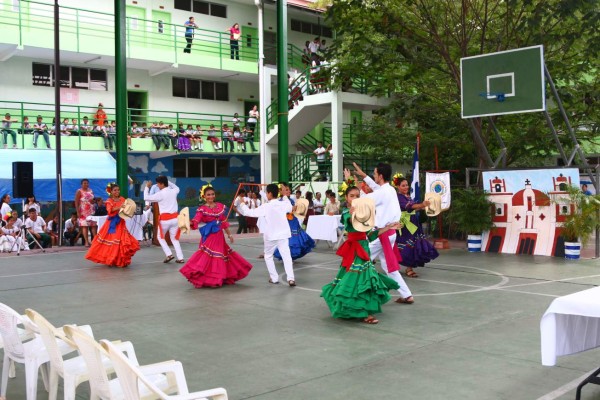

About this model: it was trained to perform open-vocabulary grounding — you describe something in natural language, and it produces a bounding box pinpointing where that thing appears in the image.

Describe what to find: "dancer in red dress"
[180,185,253,288]
[85,183,140,267]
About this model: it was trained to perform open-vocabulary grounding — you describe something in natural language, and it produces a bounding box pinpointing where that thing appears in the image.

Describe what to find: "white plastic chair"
[65,325,181,400]
[26,308,109,400]
[0,303,50,400]
[100,339,228,400]
[0,317,35,379]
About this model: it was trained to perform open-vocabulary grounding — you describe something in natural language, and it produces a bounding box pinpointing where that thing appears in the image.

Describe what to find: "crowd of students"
[1,104,261,152]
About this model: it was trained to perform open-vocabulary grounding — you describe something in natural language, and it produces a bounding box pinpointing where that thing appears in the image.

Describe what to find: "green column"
[276,0,289,182]
[115,0,128,195]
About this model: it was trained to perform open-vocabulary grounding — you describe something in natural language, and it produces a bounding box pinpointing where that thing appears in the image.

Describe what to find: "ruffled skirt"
[274,216,315,260]
[85,220,140,267]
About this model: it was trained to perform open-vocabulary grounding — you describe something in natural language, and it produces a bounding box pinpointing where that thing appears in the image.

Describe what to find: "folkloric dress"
[321,208,399,319]
[180,203,253,288]
[274,197,315,261]
[396,193,439,270]
[85,196,140,267]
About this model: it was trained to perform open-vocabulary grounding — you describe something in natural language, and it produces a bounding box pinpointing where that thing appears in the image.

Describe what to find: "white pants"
[263,238,294,283]
[158,218,183,260]
[369,233,413,299]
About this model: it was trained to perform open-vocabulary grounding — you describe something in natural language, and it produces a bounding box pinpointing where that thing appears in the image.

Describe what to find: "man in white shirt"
[64,212,81,246]
[237,183,296,286]
[352,162,414,304]
[233,189,249,234]
[313,192,324,215]
[25,208,51,248]
[314,141,328,181]
[144,175,184,263]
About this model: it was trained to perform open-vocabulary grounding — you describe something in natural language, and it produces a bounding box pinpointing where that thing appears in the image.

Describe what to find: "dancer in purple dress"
[395,177,438,278]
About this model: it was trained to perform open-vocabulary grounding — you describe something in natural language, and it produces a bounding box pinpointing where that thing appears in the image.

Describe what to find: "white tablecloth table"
[541,286,600,366]
[87,213,148,241]
[305,215,342,242]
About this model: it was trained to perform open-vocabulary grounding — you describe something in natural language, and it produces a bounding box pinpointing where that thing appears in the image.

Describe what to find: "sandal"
[406,269,419,278]
[268,278,279,284]
[175,259,185,264]
[395,296,414,305]
[288,280,296,287]
[363,316,379,324]
[163,255,175,263]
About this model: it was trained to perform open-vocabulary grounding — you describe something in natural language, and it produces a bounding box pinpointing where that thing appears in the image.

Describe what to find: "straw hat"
[178,207,190,234]
[293,198,309,219]
[424,192,443,217]
[351,197,375,232]
[118,198,137,220]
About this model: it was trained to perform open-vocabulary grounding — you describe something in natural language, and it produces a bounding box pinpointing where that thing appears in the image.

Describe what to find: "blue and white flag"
[410,143,420,202]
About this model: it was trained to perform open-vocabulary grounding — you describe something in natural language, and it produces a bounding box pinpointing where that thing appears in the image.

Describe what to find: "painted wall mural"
[481,168,580,257]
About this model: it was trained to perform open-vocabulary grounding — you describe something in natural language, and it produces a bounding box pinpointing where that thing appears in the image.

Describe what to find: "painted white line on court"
[500,274,600,289]
[536,368,597,400]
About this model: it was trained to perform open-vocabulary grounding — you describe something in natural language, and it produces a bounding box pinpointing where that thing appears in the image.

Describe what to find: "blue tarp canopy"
[0,150,117,202]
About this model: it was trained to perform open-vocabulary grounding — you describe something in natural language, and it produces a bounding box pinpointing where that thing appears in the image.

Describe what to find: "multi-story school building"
[0,0,388,208]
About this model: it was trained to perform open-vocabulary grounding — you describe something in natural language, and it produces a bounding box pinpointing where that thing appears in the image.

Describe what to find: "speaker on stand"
[12,162,34,199]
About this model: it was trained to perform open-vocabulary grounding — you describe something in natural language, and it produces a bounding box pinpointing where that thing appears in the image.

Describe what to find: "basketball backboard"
[461,45,546,118]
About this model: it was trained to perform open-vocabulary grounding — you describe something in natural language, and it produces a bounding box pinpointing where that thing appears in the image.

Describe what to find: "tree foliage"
[322,0,600,178]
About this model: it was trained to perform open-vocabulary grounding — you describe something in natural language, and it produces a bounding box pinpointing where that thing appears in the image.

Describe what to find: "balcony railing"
[0,100,260,154]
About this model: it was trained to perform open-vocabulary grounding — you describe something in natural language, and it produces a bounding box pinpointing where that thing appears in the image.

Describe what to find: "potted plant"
[552,185,600,260]
[448,187,494,252]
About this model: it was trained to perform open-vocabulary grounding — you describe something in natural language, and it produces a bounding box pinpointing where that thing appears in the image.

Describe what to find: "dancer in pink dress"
[180,185,253,288]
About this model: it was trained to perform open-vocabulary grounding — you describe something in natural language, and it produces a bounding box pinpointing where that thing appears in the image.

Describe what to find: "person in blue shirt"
[183,16,199,53]
[582,184,593,196]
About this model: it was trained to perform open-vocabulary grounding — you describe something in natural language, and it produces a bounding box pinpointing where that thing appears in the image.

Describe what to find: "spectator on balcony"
[94,103,106,128]
[183,16,199,54]
[302,40,311,66]
[25,196,40,216]
[222,123,234,152]
[313,192,324,215]
[243,125,256,152]
[140,122,149,137]
[167,124,179,150]
[207,124,222,150]
[33,115,51,149]
[94,119,107,137]
[193,124,204,151]
[25,207,51,248]
[232,112,241,131]
[233,126,245,152]
[178,124,192,152]
[49,118,57,136]
[127,121,138,151]
[319,39,328,58]
[308,37,320,64]
[229,22,241,60]
[102,120,115,150]
[247,105,259,132]
[21,116,33,135]
[80,116,93,136]
[2,113,18,149]
[68,118,79,136]
[314,141,328,181]
[59,118,70,136]
[150,122,163,150]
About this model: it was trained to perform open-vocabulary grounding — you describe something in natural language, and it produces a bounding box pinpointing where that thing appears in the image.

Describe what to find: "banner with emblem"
[425,172,451,210]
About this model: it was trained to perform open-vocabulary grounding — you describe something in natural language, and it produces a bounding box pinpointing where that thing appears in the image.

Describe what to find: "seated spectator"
[80,116,93,136]
[127,122,138,151]
[157,121,171,150]
[93,197,108,216]
[167,124,179,150]
[193,124,204,151]
[2,113,18,149]
[313,192,324,215]
[0,214,27,252]
[243,125,256,152]
[140,122,149,137]
[21,116,33,135]
[178,124,193,152]
[68,118,79,136]
[49,117,57,136]
[64,212,82,246]
[222,123,234,152]
[324,193,340,216]
[25,208,51,248]
[46,214,60,246]
[60,118,70,136]
[33,115,51,149]
[233,127,245,152]
[94,119,107,138]
[143,219,153,241]
[232,113,241,131]
[103,120,115,150]
[207,124,222,150]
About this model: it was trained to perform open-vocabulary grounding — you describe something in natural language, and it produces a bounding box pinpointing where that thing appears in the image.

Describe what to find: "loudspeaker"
[12,162,34,198]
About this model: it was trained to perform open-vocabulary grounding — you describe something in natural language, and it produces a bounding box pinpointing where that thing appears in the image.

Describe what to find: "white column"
[331,91,343,182]
[256,0,267,184]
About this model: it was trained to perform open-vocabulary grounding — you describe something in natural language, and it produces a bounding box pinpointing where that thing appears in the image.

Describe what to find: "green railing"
[290,154,315,182]
[0,100,260,154]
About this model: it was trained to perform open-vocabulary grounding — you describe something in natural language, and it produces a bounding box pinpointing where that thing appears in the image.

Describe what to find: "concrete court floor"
[1,236,600,400]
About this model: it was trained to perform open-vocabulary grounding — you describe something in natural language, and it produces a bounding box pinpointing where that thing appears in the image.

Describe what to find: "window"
[290,19,332,38]
[177,0,227,18]
[172,158,229,178]
[31,63,107,91]
[172,77,228,101]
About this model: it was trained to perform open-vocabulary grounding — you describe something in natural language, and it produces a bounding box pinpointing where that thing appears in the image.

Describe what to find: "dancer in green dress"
[321,186,400,324]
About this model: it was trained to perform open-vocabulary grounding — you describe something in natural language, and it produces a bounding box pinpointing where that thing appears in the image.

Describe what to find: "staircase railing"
[289,153,314,182]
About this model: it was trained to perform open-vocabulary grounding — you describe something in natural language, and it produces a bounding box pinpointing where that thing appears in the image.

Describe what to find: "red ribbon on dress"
[336,231,370,271]
[379,229,401,273]
[158,212,181,240]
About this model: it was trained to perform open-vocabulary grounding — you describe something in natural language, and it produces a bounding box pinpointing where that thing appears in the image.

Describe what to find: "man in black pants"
[183,16,198,53]
[234,190,248,234]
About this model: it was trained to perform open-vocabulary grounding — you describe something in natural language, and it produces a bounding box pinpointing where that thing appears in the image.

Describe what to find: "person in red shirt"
[94,103,107,131]
[228,23,241,60]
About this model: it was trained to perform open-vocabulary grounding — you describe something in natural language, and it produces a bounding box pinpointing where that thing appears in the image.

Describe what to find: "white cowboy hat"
[118,198,137,220]
[293,198,309,219]
[351,197,376,232]
[424,192,443,217]
[178,207,190,234]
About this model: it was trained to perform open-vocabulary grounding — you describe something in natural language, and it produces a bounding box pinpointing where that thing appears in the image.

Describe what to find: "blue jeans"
[103,134,116,149]
[33,130,50,148]
[2,129,17,147]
